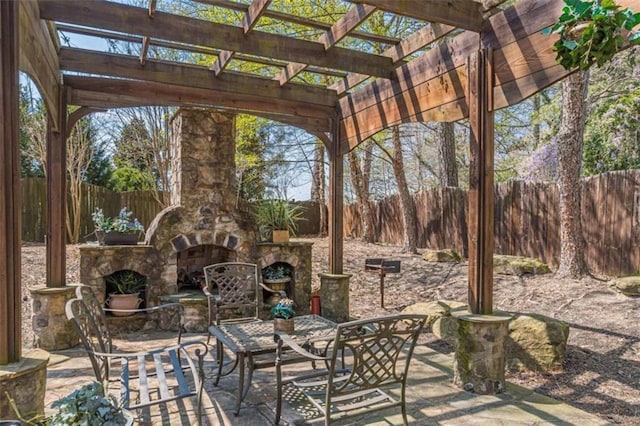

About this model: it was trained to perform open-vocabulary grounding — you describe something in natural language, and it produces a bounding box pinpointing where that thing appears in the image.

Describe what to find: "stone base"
[159,292,208,333]
[0,349,49,420]
[452,309,511,395]
[318,273,351,323]
[30,286,79,350]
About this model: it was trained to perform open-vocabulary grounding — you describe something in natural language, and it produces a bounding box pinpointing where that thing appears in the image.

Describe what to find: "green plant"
[92,207,144,234]
[254,199,305,240]
[105,270,146,295]
[271,297,295,319]
[544,0,640,70]
[8,382,130,426]
[263,264,291,281]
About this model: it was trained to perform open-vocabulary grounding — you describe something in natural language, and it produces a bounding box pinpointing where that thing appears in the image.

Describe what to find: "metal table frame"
[207,314,337,415]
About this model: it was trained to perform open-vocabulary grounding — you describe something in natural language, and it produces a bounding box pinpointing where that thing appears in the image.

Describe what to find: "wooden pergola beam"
[59,48,338,109]
[348,0,484,31]
[211,0,271,76]
[0,0,21,364]
[276,3,376,85]
[195,0,400,45]
[65,76,334,122]
[40,0,395,79]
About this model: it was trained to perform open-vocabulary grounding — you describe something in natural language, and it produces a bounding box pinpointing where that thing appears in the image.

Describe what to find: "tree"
[347,142,375,242]
[66,118,96,243]
[310,139,327,236]
[437,122,458,187]
[556,71,589,278]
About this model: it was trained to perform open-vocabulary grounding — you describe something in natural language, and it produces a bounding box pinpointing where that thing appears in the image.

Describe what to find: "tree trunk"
[556,71,588,278]
[310,139,327,236]
[347,143,375,242]
[437,121,458,187]
[391,126,418,253]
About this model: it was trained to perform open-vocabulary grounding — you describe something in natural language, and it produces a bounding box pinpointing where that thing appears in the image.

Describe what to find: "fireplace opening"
[177,244,236,291]
[104,269,148,311]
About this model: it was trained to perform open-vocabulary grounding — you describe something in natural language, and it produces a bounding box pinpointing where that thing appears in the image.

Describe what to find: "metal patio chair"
[202,262,285,381]
[66,288,207,424]
[274,314,427,425]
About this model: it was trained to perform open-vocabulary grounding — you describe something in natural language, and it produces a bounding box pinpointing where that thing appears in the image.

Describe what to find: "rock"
[423,249,462,262]
[402,300,465,327]
[432,316,459,344]
[506,313,569,373]
[609,276,640,297]
[493,254,550,276]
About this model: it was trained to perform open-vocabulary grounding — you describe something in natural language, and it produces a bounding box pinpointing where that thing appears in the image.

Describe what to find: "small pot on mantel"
[272,230,290,243]
[273,317,295,334]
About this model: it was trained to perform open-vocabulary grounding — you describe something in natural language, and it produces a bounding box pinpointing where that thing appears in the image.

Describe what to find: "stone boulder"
[422,249,462,262]
[506,313,569,373]
[402,300,466,346]
[608,276,640,297]
[493,254,551,276]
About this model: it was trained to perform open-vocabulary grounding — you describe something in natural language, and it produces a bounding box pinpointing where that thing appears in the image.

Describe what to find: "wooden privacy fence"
[21,178,324,243]
[345,170,640,277]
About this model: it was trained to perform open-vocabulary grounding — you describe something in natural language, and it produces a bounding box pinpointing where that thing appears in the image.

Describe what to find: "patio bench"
[65,286,208,424]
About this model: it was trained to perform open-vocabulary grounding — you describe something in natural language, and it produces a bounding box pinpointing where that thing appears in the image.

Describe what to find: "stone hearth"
[79,108,312,330]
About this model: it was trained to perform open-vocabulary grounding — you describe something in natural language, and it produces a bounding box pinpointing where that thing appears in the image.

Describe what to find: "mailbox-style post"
[364,259,401,308]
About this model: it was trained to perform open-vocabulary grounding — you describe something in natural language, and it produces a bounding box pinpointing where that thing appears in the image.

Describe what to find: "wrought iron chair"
[202,262,285,382]
[274,314,427,425]
[66,287,207,424]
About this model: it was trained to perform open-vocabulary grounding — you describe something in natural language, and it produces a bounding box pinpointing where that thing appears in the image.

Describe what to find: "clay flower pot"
[273,317,295,334]
[106,293,142,316]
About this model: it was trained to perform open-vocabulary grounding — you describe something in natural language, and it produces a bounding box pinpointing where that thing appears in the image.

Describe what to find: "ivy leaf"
[563,40,579,50]
[630,31,640,43]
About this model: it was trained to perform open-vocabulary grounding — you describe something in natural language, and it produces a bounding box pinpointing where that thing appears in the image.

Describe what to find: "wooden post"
[46,88,67,288]
[0,0,21,364]
[328,116,344,274]
[467,49,494,315]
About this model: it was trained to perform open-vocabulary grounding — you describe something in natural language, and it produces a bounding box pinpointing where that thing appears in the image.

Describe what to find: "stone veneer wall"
[258,242,313,318]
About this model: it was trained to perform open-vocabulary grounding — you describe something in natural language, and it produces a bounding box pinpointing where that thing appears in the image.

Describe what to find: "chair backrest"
[74,284,113,352]
[203,262,260,319]
[326,314,426,400]
[66,296,113,384]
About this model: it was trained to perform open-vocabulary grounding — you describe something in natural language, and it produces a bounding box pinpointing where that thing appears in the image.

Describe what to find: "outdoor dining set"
[65,262,427,425]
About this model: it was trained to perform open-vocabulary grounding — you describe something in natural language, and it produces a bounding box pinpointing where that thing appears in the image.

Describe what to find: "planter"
[103,231,140,246]
[272,230,290,243]
[273,317,294,334]
[263,278,290,305]
[106,293,142,316]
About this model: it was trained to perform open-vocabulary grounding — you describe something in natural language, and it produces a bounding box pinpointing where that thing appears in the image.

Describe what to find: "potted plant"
[8,382,134,425]
[254,199,305,243]
[544,0,640,70]
[104,270,145,316]
[262,264,292,305]
[92,207,145,246]
[271,297,295,334]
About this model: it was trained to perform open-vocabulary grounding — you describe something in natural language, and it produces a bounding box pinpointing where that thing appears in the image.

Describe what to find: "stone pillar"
[452,310,511,394]
[30,286,79,350]
[0,349,49,420]
[318,273,351,323]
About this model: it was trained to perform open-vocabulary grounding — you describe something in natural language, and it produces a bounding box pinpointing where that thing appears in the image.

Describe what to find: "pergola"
[1,0,637,365]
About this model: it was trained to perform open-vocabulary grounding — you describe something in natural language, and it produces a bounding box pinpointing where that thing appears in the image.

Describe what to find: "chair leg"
[214,342,224,386]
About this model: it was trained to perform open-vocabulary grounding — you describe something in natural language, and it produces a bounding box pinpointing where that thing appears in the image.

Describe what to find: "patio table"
[208,314,337,415]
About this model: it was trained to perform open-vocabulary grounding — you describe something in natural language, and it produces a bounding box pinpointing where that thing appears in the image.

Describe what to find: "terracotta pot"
[107,293,142,316]
[273,317,294,334]
[272,230,290,243]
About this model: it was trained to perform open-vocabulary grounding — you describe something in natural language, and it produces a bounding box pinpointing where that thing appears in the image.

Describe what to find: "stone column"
[0,349,49,419]
[452,310,511,394]
[318,273,351,323]
[30,286,79,350]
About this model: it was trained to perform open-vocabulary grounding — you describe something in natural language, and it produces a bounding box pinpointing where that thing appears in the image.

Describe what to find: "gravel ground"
[20,238,640,424]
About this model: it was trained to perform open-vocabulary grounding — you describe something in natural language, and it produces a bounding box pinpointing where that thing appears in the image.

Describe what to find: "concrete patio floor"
[43,331,609,425]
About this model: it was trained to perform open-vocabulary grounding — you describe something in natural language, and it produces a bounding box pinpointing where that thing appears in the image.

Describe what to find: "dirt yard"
[20,238,640,424]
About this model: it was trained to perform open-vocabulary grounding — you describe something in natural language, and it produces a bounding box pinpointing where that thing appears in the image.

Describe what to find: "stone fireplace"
[79,108,312,331]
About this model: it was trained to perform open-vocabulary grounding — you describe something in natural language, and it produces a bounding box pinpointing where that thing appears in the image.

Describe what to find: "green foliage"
[254,199,305,240]
[546,0,640,70]
[108,166,155,191]
[236,114,269,201]
[92,207,144,234]
[263,264,292,280]
[105,270,146,295]
[47,382,128,426]
[271,297,295,319]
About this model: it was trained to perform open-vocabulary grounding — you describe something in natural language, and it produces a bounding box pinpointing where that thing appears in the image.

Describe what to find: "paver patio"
[43,331,609,425]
